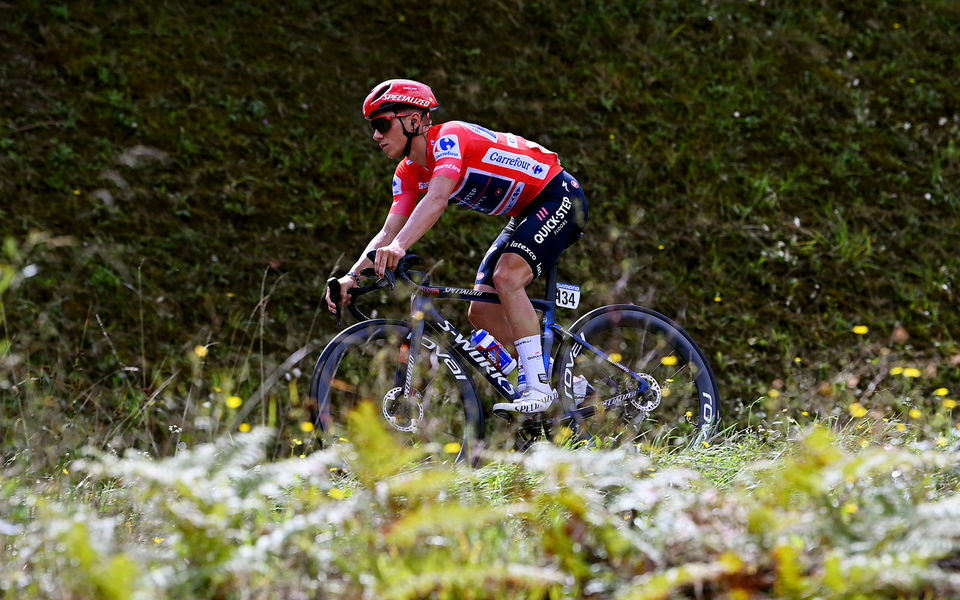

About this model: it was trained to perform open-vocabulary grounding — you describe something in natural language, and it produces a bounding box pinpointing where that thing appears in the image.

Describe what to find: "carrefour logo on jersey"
[433,135,461,160]
[482,149,549,180]
[392,175,402,196]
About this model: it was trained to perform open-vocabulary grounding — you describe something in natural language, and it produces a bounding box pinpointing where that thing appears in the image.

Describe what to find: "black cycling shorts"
[475,170,588,286]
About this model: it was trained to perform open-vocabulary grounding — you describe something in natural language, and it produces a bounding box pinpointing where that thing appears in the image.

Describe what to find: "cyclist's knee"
[493,254,533,293]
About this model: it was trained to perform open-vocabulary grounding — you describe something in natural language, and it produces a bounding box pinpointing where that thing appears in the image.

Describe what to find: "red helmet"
[362,79,439,119]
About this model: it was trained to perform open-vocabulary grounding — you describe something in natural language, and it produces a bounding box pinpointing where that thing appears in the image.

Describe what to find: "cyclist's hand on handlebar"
[374,242,405,277]
[324,275,357,313]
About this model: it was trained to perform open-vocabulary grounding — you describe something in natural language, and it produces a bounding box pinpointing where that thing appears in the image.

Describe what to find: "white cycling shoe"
[493,387,558,417]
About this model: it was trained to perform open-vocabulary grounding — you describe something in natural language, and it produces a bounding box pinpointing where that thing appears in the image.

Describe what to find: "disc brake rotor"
[382,386,424,433]
[631,374,662,412]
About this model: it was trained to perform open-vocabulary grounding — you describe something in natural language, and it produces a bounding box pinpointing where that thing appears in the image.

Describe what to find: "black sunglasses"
[369,112,415,134]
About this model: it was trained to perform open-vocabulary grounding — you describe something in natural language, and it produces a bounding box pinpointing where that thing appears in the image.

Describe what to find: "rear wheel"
[553,306,719,450]
[309,320,483,463]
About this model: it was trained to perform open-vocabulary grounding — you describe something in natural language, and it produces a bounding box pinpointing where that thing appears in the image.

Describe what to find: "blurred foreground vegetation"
[2,0,960,597]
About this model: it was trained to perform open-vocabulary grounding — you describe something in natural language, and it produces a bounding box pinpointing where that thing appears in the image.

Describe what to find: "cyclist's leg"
[468,219,516,352]
[493,171,588,411]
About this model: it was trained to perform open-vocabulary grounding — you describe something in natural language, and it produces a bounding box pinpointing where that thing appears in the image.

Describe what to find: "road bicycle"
[309,253,720,462]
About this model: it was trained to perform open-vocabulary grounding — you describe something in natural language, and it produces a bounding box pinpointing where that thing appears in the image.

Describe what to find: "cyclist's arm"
[375,174,457,275]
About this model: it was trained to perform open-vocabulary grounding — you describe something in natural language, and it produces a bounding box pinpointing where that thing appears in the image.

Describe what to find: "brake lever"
[326,277,343,327]
[365,250,397,289]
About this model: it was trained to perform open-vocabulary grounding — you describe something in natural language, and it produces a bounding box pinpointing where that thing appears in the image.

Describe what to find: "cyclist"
[325,78,587,415]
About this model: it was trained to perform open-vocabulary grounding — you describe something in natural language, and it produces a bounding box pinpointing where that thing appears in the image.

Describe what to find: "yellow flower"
[934,388,950,397]
[299,421,315,433]
[889,367,904,375]
[292,438,303,446]
[238,423,251,433]
[328,488,347,500]
[794,357,803,364]
[944,399,957,409]
[193,345,209,358]
[852,325,869,335]
[73,189,81,195]
[443,442,462,454]
[714,295,722,303]
[701,441,711,448]
[937,437,948,447]
[662,355,678,366]
[212,386,222,393]
[903,368,922,378]
[842,503,859,515]
[62,468,68,475]
[226,396,243,409]
[801,410,809,416]
[153,537,164,544]
[608,353,622,363]
[685,411,693,419]
[896,423,907,432]
[849,403,868,418]
[908,409,922,420]
[657,244,665,250]
[908,77,916,84]
[893,22,900,29]
[768,389,781,399]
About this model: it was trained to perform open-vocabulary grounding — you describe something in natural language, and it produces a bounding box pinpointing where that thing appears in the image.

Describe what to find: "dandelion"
[657,244,665,250]
[935,388,950,397]
[609,133,616,140]
[714,295,722,303]
[843,503,859,515]
[226,395,243,409]
[852,325,869,335]
[794,357,803,364]
[937,437,948,447]
[443,442,462,454]
[944,399,957,409]
[768,389,781,399]
[62,468,68,475]
[661,355,678,366]
[608,353,622,363]
[300,421,315,433]
[153,537,164,544]
[896,423,907,432]
[909,408,922,420]
[685,411,693,419]
[893,23,900,29]
[802,410,809,416]
[889,367,904,376]
[238,423,251,433]
[849,403,868,418]
[328,488,347,500]
[702,441,711,448]
[212,386,222,393]
[903,368,922,378]
[193,345,208,358]
[292,438,303,446]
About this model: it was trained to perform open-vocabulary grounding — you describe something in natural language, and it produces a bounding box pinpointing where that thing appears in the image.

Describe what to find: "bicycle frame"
[400,264,652,411]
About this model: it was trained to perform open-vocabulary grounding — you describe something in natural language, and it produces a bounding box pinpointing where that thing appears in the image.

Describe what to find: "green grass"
[3,1,960,597]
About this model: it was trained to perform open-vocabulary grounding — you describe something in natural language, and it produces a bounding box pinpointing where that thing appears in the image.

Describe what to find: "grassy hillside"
[3,1,960,598]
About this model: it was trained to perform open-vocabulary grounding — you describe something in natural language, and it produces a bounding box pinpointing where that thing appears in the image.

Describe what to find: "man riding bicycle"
[325,78,587,415]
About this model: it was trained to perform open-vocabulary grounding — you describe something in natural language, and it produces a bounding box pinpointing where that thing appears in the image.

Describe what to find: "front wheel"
[309,320,484,463]
[553,305,720,450]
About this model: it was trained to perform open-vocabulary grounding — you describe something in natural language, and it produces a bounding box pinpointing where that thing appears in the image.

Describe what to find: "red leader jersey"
[389,121,563,218]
